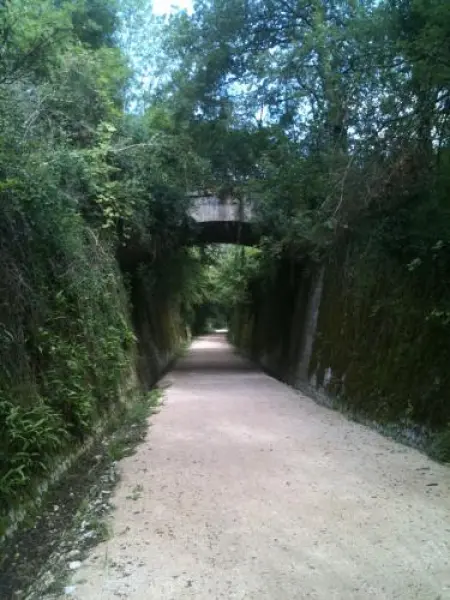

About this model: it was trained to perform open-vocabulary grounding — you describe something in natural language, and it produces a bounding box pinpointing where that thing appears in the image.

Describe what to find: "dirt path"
[68,335,450,599]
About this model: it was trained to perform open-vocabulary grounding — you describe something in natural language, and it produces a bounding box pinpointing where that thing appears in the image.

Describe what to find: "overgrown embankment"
[0,188,134,534]
[0,0,202,537]
[0,175,191,536]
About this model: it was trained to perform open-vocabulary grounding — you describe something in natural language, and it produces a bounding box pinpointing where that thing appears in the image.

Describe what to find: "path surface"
[69,335,450,599]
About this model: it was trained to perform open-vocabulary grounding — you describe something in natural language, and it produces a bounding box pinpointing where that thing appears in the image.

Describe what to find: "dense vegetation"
[0,0,210,526]
[1,0,449,527]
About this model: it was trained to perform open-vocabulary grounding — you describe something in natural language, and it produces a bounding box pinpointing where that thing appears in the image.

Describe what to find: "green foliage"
[182,245,265,334]
[0,0,204,525]
[206,246,261,307]
[428,429,450,463]
[156,0,449,251]
[107,389,162,462]
[72,0,119,49]
[0,401,68,506]
[0,0,72,84]
[0,0,136,518]
[0,184,134,511]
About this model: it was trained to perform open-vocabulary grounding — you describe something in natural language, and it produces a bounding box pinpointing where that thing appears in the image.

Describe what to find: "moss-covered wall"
[231,243,450,435]
[230,257,320,384]
[128,269,187,390]
[309,242,450,429]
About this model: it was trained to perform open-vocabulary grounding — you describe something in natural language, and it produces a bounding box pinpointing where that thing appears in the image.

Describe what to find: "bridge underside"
[118,220,259,270]
[193,221,259,246]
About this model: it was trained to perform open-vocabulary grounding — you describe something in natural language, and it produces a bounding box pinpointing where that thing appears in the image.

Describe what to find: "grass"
[106,389,163,462]
[7,386,165,599]
[126,484,144,501]
[88,516,111,542]
[428,428,450,463]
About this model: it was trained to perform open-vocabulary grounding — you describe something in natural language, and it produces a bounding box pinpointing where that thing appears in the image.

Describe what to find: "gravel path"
[68,335,450,599]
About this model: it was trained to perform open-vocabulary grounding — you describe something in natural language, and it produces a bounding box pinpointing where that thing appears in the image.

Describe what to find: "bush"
[0,176,134,516]
[429,429,450,463]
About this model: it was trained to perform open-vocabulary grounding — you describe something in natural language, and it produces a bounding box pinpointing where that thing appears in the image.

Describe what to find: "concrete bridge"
[187,193,258,246]
[118,193,259,269]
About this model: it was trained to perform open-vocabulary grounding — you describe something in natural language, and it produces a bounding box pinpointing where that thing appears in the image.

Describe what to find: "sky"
[152,0,193,16]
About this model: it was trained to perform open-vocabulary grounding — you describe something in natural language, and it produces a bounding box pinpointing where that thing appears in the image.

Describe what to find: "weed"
[88,516,111,542]
[105,389,162,462]
[41,570,69,597]
[126,484,143,501]
[428,428,450,463]
[107,438,133,462]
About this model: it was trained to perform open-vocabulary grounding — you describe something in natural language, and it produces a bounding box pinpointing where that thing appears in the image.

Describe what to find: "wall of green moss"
[309,241,450,430]
[230,257,320,384]
[231,241,450,446]
[129,269,187,390]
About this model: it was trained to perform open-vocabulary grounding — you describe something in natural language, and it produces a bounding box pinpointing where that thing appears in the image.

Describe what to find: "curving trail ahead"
[69,335,450,600]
